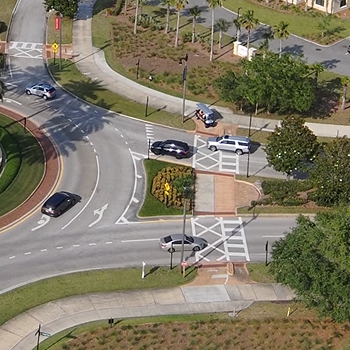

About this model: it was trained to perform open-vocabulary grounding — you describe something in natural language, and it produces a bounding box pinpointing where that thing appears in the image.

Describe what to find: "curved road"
[0,0,296,294]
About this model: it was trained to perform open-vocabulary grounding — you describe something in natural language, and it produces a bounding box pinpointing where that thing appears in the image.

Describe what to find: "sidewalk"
[73,0,350,138]
[1,265,295,350]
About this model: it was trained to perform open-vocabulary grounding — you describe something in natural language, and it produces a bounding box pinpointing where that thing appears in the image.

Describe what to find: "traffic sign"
[52,48,58,54]
[52,43,58,50]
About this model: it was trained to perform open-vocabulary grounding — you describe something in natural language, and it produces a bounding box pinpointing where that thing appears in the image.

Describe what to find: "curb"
[0,106,61,232]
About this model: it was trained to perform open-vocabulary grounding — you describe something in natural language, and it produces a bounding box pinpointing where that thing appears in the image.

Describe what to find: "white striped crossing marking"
[8,41,43,59]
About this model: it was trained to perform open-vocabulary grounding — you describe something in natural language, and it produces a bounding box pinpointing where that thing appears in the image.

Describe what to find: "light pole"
[57,12,63,71]
[236,7,242,42]
[246,113,252,178]
[180,187,188,273]
[179,54,188,124]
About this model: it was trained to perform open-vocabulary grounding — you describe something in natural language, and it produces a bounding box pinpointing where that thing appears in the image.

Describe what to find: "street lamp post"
[246,113,252,178]
[179,54,188,124]
[58,12,63,70]
[236,7,242,42]
[180,187,188,273]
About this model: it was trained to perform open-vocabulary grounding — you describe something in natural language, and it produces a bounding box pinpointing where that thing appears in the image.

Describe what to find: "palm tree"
[341,76,350,110]
[273,21,290,58]
[310,62,324,88]
[189,6,201,43]
[0,79,6,102]
[174,0,188,47]
[233,17,241,42]
[259,29,273,59]
[207,0,223,62]
[139,0,148,16]
[134,0,140,34]
[215,18,231,49]
[162,0,174,34]
[238,10,259,55]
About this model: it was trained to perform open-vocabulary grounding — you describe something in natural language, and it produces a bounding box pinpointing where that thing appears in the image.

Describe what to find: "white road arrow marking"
[88,203,108,227]
[31,215,50,231]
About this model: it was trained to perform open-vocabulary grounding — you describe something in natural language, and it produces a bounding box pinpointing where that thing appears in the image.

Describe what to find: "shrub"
[113,0,125,16]
[181,31,192,43]
[151,166,194,210]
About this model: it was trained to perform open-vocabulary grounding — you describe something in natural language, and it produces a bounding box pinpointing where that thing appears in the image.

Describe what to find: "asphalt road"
[0,0,294,294]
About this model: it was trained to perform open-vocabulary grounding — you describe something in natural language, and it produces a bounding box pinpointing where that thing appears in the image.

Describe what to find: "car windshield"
[185,235,194,243]
[48,88,55,93]
[216,136,224,141]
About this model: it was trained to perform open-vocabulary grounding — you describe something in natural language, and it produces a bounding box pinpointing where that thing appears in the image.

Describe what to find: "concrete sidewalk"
[2,281,295,350]
[73,0,350,138]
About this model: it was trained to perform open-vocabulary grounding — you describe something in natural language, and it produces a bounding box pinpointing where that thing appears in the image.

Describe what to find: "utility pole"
[179,54,189,124]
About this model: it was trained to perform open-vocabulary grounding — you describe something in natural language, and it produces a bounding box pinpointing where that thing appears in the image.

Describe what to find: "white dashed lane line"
[6,241,114,260]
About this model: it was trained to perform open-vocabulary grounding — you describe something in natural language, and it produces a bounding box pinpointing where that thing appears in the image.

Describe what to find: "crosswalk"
[191,217,250,262]
[192,135,239,174]
[8,41,43,59]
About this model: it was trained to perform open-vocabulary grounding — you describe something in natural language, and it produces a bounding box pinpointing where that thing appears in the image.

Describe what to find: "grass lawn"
[38,301,350,350]
[46,14,73,45]
[139,159,189,217]
[48,60,195,130]
[0,0,17,41]
[0,266,197,327]
[224,0,350,41]
[0,115,44,217]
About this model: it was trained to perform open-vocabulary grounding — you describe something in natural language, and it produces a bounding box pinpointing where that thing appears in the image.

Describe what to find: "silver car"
[207,135,251,155]
[159,234,208,252]
[25,83,57,100]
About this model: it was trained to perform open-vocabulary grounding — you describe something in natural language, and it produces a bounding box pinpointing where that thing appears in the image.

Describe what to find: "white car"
[159,234,208,253]
[25,83,57,100]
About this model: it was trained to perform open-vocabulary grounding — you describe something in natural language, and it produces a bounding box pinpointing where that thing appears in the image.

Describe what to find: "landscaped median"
[0,114,44,218]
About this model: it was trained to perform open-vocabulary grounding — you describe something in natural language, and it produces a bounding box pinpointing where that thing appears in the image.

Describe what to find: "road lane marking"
[61,154,100,230]
[115,150,139,224]
[262,235,285,238]
[56,247,63,249]
[121,239,159,243]
[9,256,15,259]
[40,249,47,252]
[24,252,31,255]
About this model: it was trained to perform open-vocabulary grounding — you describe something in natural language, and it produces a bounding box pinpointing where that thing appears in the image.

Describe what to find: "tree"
[317,14,333,38]
[43,0,78,18]
[233,17,241,42]
[238,10,259,55]
[189,6,201,43]
[259,29,273,59]
[265,115,319,177]
[0,79,6,102]
[309,62,324,88]
[310,137,350,207]
[273,21,290,58]
[214,53,316,115]
[134,0,140,34]
[215,18,230,49]
[162,0,174,34]
[270,209,350,322]
[174,0,188,48]
[207,0,223,62]
[340,76,350,110]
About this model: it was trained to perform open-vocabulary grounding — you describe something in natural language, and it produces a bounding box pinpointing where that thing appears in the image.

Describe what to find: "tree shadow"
[1,61,113,165]
[0,21,8,34]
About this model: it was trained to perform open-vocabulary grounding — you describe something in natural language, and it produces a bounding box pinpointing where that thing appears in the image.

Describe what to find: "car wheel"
[168,247,175,253]
[71,198,76,206]
[193,246,200,252]
[26,90,31,95]
[153,150,161,155]
[175,154,182,159]
[57,211,62,217]
[43,95,48,100]
[210,146,217,152]
[236,149,243,156]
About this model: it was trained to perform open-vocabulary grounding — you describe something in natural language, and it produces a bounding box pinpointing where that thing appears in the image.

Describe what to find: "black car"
[150,140,190,159]
[41,191,76,217]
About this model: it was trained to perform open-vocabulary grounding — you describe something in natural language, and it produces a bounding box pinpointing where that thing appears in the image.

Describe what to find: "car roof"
[162,140,189,147]
[29,83,55,89]
[223,135,251,142]
[43,191,70,206]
